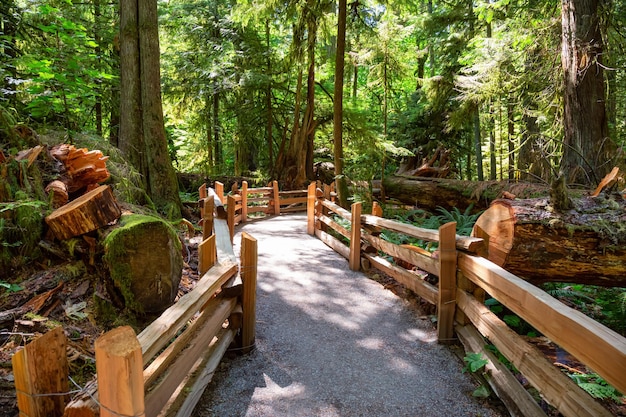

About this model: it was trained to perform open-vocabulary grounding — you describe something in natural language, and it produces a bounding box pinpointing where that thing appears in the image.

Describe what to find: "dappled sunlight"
[197,214,504,417]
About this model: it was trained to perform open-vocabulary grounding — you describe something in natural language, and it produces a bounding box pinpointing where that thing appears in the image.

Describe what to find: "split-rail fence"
[11,190,258,417]
[306,181,626,417]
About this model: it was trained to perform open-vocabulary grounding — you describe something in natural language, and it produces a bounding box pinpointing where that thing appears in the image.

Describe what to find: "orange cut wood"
[45,185,121,240]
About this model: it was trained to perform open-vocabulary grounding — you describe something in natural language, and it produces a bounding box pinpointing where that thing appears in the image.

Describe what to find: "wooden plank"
[349,202,362,271]
[278,197,307,205]
[171,329,236,417]
[145,298,236,417]
[95,326,145,417]
[215,181,224,204]
[227,195,236,243]
[315,229,350,259]
[248,205,269,214]
[437,222,457,343]
[280,205,307,213]
[214,218,236,264]
[361,232,439,275]
[318,214,350,239]
[362,214,484,253]
[198,235,216,276]
[272,180,281,215]
[363,253,438,305]
[198,183,206,218]
[456,324,547,417]
[372,201,383,217]
[13,326,68,417]
[247,197,270,203]
[321,199,352,221]
[143,297,220,387]
[137,261,237,365]
[307,182,316,235]
[241,232,258,354]
[245,186,273,193]
[456,289,612,417]
[202,196,214,240]
[228,304,244,330]
[241,181,248,222]
[279,189,307,196]
[458,253,626,395]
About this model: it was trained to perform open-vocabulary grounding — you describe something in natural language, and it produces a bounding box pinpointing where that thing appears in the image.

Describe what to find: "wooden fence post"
[202,195,214,241]
[240,232,258,354]
[372,201,383,217]
[272,180,280,215]
[241,181,248,222]
[198,183,207,219]
[307,182,316,235]
[12,326,68,417]
[437,221,457,343]
[349,202,362,271]
[95,326,145,417]
[227,195,236,243]
[215,181,224,204]
[198,235,216,276]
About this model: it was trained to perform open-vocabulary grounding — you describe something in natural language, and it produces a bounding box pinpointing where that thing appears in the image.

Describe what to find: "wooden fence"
[306,182,626,417]
[205,180,309,242]
[12,192,257,417]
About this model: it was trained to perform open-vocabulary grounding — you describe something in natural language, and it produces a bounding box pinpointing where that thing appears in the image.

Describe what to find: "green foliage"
[434,205,482,236]
[463,352,488,374]
[568,373,623,403]
[0,281,23,292]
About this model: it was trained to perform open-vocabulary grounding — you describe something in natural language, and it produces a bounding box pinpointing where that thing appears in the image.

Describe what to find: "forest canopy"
[2,0,626,192]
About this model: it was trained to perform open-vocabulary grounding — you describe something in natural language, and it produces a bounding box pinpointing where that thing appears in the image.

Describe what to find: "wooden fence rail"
[306,182,626,417]
[12,191,258,417]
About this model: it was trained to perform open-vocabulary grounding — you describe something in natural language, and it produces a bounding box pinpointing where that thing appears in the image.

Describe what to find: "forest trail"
[192,213,504,417]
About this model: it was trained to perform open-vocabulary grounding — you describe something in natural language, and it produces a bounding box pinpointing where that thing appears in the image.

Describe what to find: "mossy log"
[472,196,626,287]
[102,213,183,313]
[382,175,550,212]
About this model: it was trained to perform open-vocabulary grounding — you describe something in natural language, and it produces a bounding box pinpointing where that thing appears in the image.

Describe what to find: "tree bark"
[382,175,551,212]
[473,197,626,287]
[561,0,615,186]
[138,0,181,218]
[333,0,348,207]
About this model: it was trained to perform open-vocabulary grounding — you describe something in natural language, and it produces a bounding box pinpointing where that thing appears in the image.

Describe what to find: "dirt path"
[193,213,504,417]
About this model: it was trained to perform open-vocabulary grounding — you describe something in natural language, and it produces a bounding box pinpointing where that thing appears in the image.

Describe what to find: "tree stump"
[472,196,626,287]
[103,214,183,313]
[45,185,121,240]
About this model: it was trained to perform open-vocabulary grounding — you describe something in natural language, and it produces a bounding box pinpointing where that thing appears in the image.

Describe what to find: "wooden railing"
[203,180,309,241]
[12,193,257,417]
[306,182,626,417]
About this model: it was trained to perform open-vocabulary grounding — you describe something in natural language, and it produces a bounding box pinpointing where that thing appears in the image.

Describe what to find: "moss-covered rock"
[102,213,182,314]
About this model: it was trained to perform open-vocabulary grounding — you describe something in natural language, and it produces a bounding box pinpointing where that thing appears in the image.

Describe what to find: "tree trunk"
[561,0,615,186]
[473,197,626,287]
[334,0,348,207]
[119,0,145,185]
[138,0,181,218]
[382,175,551,212]
[103,213,182,313]
[473,105,484,181]
[265,19,274,169]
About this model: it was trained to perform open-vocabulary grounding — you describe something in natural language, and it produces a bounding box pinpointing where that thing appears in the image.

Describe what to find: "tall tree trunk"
[427,0,435,76]
[212,89,220,168]
[93,0,103,136]
[138,0,181,217]
[473,105,484,181]
[334,0,348,207]
[304,7,317,182]
[265,19,274,169]
[561,0,614,186]
[507,98,515,180]
[119,0,145,186]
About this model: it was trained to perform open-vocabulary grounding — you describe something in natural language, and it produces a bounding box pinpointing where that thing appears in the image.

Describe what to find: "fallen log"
[381,175,550,212]
[472,196,626,287]
[45,185,121,240]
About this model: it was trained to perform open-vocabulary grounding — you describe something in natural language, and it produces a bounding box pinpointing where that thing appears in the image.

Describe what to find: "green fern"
[435,205,482,236]
[569,373,623,403]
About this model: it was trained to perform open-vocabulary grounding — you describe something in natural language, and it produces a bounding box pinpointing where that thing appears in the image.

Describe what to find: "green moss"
[103,213,181,313]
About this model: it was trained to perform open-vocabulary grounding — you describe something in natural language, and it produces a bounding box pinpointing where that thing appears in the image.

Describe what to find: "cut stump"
[103,214,183,313]
[473,197,626,287]
[45,185,121,240]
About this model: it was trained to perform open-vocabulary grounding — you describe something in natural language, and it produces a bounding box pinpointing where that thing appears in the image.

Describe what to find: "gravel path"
[193,213,504,417]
